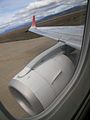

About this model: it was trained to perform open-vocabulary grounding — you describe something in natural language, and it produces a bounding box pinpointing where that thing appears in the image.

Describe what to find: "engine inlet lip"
[9,79,44,116]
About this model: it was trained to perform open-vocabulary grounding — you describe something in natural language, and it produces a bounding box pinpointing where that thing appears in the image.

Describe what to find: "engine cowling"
[9,54,74,116]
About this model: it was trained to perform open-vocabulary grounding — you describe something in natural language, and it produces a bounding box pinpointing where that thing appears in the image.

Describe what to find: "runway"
[0,37,56,118]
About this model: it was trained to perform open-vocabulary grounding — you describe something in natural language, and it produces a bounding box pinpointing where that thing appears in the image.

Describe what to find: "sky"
[0,0,87,30]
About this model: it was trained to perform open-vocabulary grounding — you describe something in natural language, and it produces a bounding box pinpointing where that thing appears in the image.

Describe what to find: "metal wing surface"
[29,25,84,50]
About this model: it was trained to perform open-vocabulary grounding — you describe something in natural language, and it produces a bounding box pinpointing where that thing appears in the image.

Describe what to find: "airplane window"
[0,0,88,119]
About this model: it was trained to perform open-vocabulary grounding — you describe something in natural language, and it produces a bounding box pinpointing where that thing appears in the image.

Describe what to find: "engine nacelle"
[9,54,74,116]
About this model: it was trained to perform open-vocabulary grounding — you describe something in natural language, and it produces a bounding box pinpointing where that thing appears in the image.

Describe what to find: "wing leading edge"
[29,16,84,50]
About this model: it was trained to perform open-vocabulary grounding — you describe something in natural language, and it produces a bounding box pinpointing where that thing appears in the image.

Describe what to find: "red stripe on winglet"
[31,16,36,27]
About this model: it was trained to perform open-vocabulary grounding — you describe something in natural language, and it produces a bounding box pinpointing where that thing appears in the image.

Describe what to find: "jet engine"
[9,44,75,116]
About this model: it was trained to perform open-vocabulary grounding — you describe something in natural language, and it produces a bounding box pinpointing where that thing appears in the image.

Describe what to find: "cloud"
[0,0,60,26]
[16,0,61,16]
[15,0,87,17]
[14,0,87,21]
[26,0,60,9]
[0,0,87,29]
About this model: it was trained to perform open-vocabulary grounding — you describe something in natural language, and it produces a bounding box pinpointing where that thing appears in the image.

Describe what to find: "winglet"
[31,15,36,28]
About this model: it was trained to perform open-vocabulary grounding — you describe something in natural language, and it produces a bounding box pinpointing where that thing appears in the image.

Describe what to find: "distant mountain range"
[38,4,86,22]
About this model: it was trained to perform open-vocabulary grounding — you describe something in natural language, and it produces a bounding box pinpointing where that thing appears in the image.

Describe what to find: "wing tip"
[31,15,37,28]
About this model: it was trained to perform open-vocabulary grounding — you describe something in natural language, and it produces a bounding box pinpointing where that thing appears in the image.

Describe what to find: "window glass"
[0,0,88,119]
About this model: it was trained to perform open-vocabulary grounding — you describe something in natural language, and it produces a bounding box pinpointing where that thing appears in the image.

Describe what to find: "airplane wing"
[29,16,84,50]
